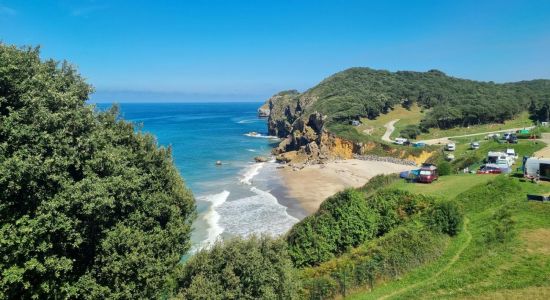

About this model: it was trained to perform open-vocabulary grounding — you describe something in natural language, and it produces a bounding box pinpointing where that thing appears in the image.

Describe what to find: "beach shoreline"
[279,159,417,214]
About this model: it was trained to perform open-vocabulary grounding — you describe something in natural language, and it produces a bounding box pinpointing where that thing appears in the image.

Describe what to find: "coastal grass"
[389,174,494,200]
[357,104,424,139]
[347,176,550,300]
[416,111,533,140]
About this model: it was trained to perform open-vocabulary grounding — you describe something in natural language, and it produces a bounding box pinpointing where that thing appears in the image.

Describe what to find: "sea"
[95,102,304,254]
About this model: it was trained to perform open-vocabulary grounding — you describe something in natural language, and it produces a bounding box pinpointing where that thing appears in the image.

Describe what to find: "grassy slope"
[358,104,424,139]
[416,111,534,140]
[347,175,550,299]
[345,138,549,299]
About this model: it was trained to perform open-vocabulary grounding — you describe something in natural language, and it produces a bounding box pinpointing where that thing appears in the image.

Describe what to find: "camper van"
[394,137,408,145]
[417,165,438,183]
[524,157,550,181]
[487,151,513,173]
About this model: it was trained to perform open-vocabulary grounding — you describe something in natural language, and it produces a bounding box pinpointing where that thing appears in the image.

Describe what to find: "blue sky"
[1,0,549,102]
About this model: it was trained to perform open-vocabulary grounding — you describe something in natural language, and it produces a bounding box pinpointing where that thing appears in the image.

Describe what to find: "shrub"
[437,160,452,176]
[301,223,448,299]
[172,236,300,299]
[399,125,422,139]
[367,189,434,235]
[358,174,399,194]
[287,189,378,267]
[425,201,463,236]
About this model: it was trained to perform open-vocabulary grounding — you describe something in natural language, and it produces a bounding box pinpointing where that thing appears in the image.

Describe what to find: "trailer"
[523,157,550,181]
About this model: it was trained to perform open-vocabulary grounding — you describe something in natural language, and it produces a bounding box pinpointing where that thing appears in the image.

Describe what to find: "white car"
[394,137,408,145]
[445,143,456,151]
[470,142,480,150]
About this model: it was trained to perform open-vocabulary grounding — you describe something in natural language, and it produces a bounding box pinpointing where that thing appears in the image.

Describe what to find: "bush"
[437,160,452,176]
[366,189,434,235]
[172,236,300,299]
[301,223,448,298]
[425,201,463,236]
[358,174,399,194]
[399,125,422,139]
[287,189,378,267]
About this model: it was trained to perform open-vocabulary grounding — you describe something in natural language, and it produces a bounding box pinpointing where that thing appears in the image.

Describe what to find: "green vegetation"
[416,111,534,140]
[348,176,550,299]
[0,44,195,298]
[283,68,550,132]
[172,236,300,299]
[357,103,424,139]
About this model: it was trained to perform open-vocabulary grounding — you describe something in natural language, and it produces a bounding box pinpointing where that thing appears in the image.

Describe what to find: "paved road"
[422,126,535,145]
[382,119,399,142]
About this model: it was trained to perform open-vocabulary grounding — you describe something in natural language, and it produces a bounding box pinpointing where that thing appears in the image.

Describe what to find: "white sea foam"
[237,119,259,124]
[243,133,280,139]
[197,190,230,248]
[247,149,257,152]
[240,162,264,185]
[217,187,299,237]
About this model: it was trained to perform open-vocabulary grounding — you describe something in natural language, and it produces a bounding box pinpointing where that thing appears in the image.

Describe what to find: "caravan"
[523,157,550,181]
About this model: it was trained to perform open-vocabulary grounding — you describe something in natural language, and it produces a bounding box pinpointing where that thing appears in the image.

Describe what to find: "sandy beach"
[280,159,416,214]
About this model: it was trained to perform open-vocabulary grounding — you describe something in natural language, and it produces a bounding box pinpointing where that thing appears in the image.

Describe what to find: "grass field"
[347,175,550,299]
[416,111,534,140]
[358,104,424,139]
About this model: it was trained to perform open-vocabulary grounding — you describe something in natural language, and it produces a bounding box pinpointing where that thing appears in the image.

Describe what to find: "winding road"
[382,119,399,143]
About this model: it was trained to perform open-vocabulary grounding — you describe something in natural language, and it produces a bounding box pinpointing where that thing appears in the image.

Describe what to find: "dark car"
[417,166,438,183]
[477,164,503,174]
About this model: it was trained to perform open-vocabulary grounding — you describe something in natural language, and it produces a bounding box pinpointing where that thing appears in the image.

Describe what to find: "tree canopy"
[0,44,196,299]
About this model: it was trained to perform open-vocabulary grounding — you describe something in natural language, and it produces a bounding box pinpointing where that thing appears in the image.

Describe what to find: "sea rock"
[275,150,298,163]
[254,156,268,162]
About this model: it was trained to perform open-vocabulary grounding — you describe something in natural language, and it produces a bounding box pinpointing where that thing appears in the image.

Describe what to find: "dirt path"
[422,127,535,145]
[382,119,400,142]
[534,133,550,158]
[377,218,472,300]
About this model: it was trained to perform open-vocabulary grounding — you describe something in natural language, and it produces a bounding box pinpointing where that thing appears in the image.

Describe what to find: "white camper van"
[524,157,550,180]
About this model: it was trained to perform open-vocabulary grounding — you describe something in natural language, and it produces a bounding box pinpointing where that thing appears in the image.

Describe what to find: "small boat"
[215,160,222,166]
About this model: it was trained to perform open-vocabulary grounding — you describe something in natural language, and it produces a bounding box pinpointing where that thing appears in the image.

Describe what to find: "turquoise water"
[96,102,302,251]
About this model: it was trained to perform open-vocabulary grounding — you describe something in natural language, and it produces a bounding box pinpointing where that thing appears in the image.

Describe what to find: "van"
[394,137,408,145]
[445,143,456,151]
[417,165,438,183]
[470,142,480,150]
[524,157,550,180]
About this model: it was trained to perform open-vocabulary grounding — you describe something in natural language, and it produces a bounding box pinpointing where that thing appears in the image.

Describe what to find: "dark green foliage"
[437,160,452,176]
[172,236,300,300]
[425,201,463,236]
[302,224,447,298]
[287,189,378,267]
[287,189,435,267]
[291,68,550,131]
[366,189,433,235]
[0,44,195,298]
[399,124,422,139]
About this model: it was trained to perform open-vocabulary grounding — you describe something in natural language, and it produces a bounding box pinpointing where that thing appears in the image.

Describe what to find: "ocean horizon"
[95,102,304,253]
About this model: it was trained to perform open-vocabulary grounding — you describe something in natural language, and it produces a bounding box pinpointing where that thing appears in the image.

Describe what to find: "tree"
[0,44,196,299]
[172,236,300,300]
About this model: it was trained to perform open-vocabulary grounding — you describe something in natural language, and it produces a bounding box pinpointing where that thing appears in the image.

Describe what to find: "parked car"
[446,153,455,161]
[413,141,426,148]
[394,137,408,145]
[470,142,480,150]
[417,165,438,183]
[445,143,456,151]
[486,133,500,139]
[524,157,550,181]
[507,134,518,144]
[477,164,503,174]
[506,148,518,160]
